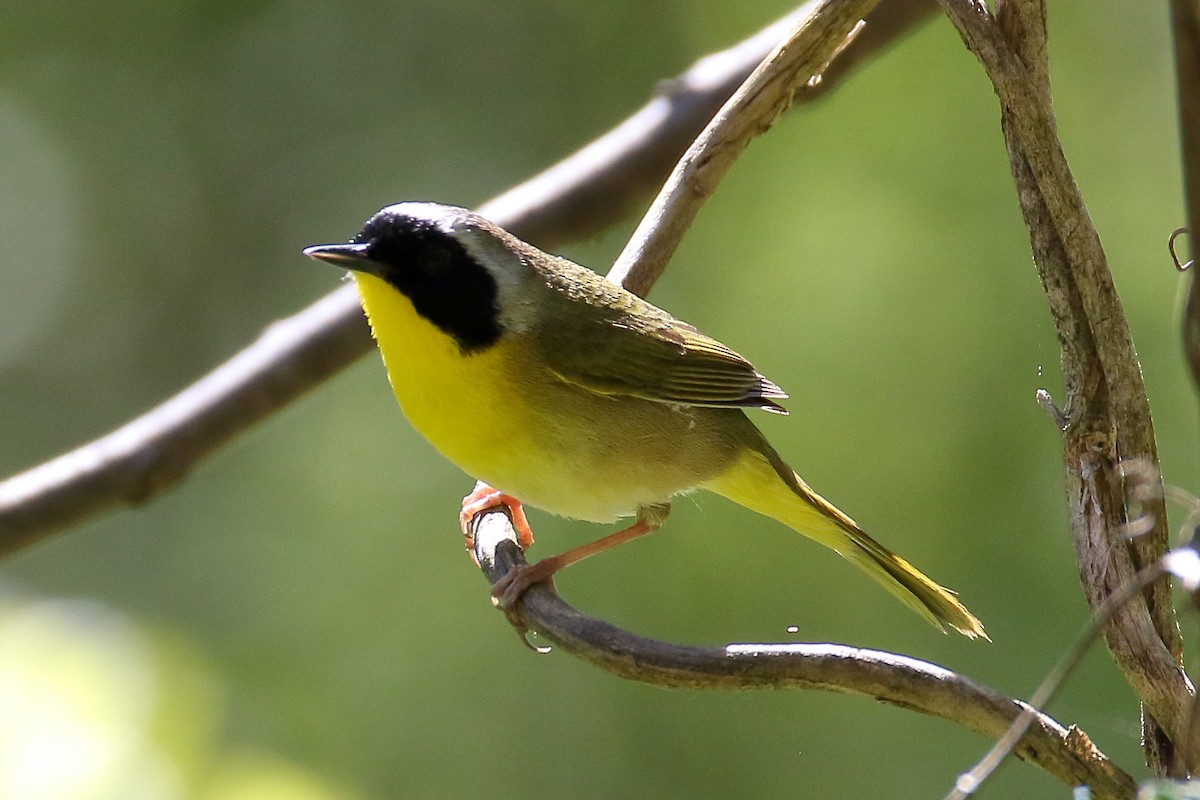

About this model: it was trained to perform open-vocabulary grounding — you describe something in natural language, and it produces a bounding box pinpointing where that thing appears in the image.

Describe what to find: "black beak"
[302,242,378,274]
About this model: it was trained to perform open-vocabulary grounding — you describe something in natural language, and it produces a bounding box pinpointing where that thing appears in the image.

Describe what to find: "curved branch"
[459,7,1136,794]
[468,509,1137,799]
[0,0,936,556]
[940,0,1190,768]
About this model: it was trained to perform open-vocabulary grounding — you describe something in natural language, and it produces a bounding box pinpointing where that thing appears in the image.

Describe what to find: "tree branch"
[469,508,1137,799]
[0,0,935,557]
[607,0,876,294]
[1173,1,1200,394]
[940,0,1191,770]
[460,4,1137,794]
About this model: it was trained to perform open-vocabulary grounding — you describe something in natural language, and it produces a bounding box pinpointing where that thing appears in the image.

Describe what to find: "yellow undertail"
[704,446,987,640]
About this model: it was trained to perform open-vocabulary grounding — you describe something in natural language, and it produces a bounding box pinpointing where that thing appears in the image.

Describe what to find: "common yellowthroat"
[304,203,985,639]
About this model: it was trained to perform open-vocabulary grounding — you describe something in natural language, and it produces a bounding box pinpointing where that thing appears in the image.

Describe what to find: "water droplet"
[523,629,553,654]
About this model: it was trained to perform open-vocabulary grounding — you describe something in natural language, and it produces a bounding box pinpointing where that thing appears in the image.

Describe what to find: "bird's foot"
[491,558,561,611]
[460,483,534,564]
[459,484,548,650]
[491,560,560,652]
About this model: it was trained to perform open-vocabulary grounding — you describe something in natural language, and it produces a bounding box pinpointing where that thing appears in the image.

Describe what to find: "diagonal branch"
[469,508,1137,799]
[0,0,936,557]
[940,0,1190,770]
[607,0,876,295]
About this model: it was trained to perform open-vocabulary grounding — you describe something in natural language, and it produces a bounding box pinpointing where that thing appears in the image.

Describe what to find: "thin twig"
[0,0,936,556]
[606,0,877,295]
[944,563,1164,799]
[1172,228,1194,273]
[468,508,1137,799]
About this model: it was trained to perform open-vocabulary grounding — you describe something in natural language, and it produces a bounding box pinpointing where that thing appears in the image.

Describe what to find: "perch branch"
[469,507,1136,799]
[940,0,1190,769]
[466,4,1135,795]
[0,0,935,556]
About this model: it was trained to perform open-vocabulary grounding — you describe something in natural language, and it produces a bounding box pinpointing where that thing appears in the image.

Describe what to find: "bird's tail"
[704,442,986,640]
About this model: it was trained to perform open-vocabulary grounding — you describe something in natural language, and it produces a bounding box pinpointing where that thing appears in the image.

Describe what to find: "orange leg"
[491,503,670,611]
[460,484,535,564]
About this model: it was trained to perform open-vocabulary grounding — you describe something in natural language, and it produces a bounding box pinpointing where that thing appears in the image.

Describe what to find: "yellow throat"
[351,271,533,477]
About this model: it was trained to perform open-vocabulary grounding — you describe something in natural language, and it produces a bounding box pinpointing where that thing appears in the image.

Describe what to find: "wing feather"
[530,256,788,414]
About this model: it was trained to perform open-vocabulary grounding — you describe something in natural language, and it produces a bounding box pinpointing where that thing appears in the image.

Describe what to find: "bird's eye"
[419,245,452,274]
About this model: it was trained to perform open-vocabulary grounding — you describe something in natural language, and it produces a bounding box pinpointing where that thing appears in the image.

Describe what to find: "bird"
[303,202,986,639]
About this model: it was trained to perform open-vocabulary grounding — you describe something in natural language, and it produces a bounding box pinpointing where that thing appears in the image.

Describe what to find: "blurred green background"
[0,1,1189,797]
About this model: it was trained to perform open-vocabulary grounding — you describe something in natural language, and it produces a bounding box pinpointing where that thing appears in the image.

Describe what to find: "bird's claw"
[460,485,535,563]
[491,563,556,653]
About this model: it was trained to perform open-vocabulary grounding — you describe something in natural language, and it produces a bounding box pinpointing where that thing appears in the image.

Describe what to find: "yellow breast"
[352,272,741,523]
[353,272,536,483]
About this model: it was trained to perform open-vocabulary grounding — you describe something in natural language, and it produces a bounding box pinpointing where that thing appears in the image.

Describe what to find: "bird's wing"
[532,261,788,414]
